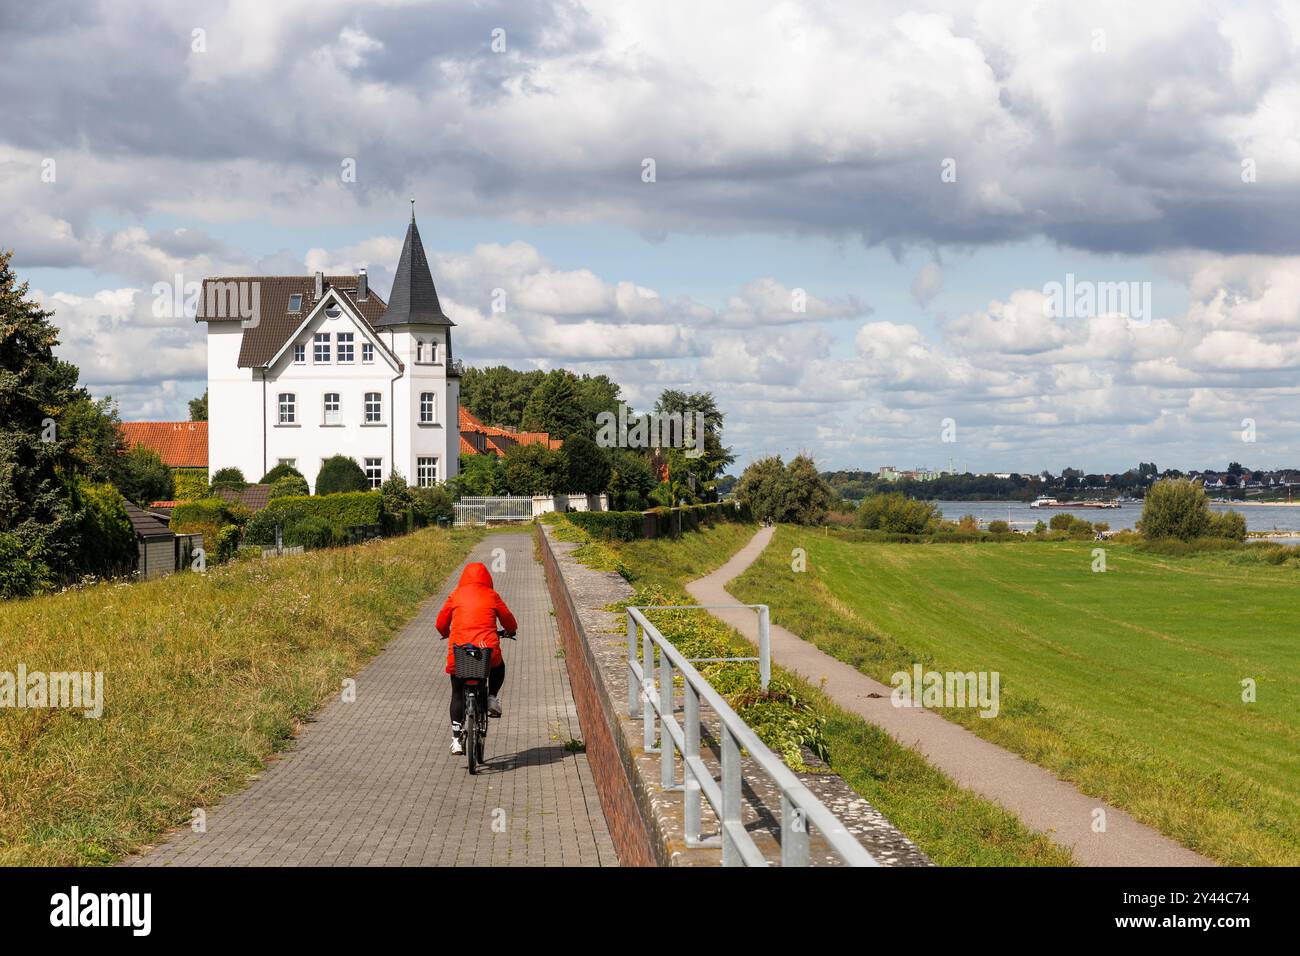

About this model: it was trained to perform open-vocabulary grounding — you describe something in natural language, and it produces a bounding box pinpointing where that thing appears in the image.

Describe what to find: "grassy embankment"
[554,516,1073,865]
[729,527,1300,866]
[0,526,481,865]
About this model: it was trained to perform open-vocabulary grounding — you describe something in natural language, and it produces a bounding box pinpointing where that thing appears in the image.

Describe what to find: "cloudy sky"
[4,0,1300,474]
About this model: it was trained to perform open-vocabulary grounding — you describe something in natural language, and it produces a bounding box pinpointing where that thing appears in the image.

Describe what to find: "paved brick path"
[130,533,618,867]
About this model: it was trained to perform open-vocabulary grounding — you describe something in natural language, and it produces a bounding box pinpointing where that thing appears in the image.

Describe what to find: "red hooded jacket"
[436,562,517,674]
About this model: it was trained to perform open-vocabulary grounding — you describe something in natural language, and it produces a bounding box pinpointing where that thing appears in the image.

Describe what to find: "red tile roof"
[458,407,562,458]
[120,422,208,468]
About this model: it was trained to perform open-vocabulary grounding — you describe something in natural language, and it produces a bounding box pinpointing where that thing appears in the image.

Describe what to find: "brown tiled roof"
[123,501,174,539]
[120,422,208,468]
[216,484,274,512]
[195,276,389,368]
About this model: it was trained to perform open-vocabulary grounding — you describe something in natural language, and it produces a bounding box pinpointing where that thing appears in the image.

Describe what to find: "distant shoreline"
[1209,500,1300,507]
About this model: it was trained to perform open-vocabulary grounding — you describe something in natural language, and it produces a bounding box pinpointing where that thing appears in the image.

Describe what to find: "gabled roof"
[262,286,401,374]
[216,484,274,512]
[120,422,208,468]
[458,406,563,457]
[196,276,389,368]
[374,217,452,327]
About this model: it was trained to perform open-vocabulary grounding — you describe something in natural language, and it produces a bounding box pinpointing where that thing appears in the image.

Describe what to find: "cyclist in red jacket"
[435,562,517,755]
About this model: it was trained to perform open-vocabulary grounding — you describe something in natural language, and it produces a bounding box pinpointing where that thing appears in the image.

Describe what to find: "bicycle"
[443,630,515,775]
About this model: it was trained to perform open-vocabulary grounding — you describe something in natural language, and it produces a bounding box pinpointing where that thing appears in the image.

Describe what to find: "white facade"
[206,286,459,492]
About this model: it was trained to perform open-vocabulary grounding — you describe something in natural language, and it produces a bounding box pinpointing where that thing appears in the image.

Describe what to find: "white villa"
[198,213,460,492]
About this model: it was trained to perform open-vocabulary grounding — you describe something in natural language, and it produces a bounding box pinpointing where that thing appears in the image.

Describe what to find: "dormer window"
[288,293,303,312]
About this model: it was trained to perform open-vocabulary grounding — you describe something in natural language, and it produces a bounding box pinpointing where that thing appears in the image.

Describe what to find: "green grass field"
[729,528,1300,865]
[602,522,1074,865]
[0,527,481,865]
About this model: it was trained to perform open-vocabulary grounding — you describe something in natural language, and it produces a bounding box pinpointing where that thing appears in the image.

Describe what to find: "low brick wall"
[536,523,659,867]
[537,523,932,867]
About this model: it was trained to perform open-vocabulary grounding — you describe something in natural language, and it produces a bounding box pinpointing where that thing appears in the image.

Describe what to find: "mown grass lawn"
[729,527,1300,865]
[0,527,481,865]
[605,522,1074,866]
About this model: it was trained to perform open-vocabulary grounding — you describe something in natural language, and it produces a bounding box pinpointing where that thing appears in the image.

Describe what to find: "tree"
[735,454,833,525]
[654,389,735,501]
[1139,478,1210,540]
[189,389,208,422]
[783,455,833,524]
[0,249,82,585]
[452,453,506,496]
[735,456,793,524]
[856,493,940,534]
[607,449,656,510]
[503,443,565,496]
[209,466,248,494]
[562,434,611,494]
[260,462,303,484]
[72,481,136,577]
[1207,509,1247,541]
[113,445,176,505]
[59,395,124,482]
[315,456,369,495]
[521,370,587,438]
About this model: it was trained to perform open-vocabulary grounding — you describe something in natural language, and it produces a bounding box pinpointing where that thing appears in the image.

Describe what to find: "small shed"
[123,502,200,580]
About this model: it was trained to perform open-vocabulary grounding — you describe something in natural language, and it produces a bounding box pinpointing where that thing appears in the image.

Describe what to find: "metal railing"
[454,496,533,525]
[626,605,878,868]
[633,604,771,690]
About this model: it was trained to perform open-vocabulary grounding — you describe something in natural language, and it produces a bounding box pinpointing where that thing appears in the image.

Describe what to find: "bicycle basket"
[453,643,493,680]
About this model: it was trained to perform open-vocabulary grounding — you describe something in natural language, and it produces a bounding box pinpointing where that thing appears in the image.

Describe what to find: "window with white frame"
[419,391,436,424]
[364,392,382,423]
[364,458,383,488]
[323,392,341,425]
[293,343,306,363]
[313,332,330,363]
[415,339,424,362]
[428,339,438,363]
[417,457,438,487]
[337,332,354,363]
[362,342,374,363]
[278,458,296,468]
[278,393,296,424]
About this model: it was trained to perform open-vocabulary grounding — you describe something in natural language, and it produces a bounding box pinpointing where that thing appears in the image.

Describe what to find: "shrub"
[987,519,1011,534]
[170,498,242,532]
[171,468,210,501]
[413,485,454,527]
[957,514,979,533]
[1207,509,1247,542]
[0,533,52,598]
[214,524,242,563]
[284,516,337,550]
[1048,512,1074,531]
[380,473,416,533]
[244,491,383,547]
[209,466,248,493]
[73,481,135,578]
[114,445,175,505]
[856,493,940,534]
[315,456,369,495]
[260,463,304,484]
[1140,478,1210,541]
[567,510,644,541]
[269,474,310,499]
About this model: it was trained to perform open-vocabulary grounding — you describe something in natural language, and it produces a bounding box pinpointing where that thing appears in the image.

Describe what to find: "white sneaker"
[450,735,464,755]
[487,696,502,718]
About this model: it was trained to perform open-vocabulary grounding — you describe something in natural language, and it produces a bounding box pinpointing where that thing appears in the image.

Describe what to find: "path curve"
[686,525,1213,867]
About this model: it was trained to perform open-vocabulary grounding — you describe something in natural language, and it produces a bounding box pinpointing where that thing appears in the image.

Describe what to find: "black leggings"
[450,663,505,725]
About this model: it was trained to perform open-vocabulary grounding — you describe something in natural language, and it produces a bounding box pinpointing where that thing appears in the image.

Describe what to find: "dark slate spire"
[376,209,453,327]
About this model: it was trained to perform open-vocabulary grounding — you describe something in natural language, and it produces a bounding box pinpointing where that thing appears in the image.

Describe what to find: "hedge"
[244,491,383,547]
[171,468,209,501]
[567,501,748,541]
[170,498,243,531]
[566,510,644,541]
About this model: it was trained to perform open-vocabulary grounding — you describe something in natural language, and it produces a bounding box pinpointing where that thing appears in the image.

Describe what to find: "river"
[926,499,1300,538]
